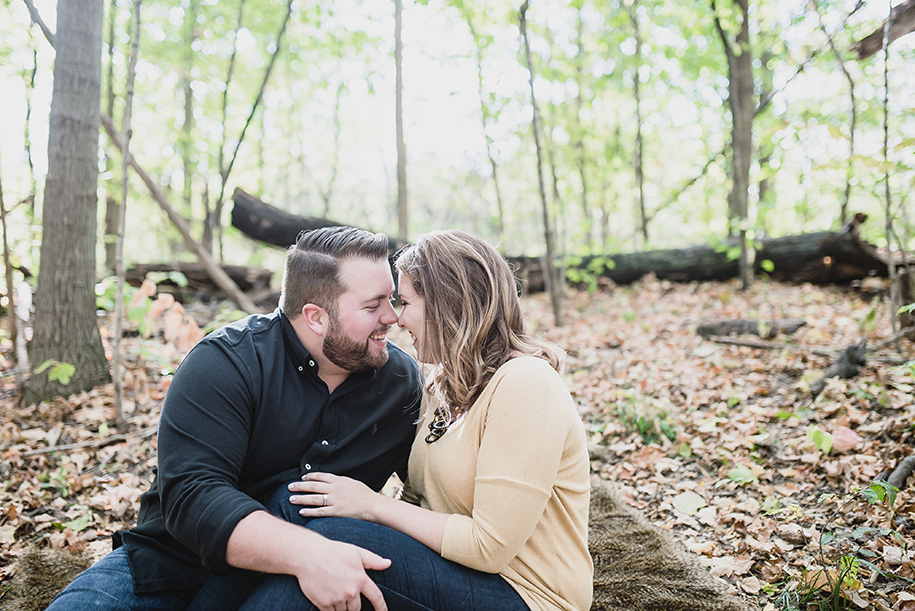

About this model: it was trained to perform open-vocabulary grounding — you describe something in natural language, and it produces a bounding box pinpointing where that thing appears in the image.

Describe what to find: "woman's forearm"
[367,494,449,554]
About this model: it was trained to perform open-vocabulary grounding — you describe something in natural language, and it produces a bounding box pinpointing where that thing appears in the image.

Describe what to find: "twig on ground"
[886,455,915,490]
[22,425,157,457]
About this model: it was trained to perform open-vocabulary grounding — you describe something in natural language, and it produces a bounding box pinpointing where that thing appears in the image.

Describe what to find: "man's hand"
[226,511,390,611]
[293,536,391,611]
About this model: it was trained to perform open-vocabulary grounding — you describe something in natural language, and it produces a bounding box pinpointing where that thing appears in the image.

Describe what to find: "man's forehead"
[338,257,394,299]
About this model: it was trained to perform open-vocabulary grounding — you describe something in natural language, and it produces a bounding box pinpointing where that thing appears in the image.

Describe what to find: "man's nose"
[380,300,398,325]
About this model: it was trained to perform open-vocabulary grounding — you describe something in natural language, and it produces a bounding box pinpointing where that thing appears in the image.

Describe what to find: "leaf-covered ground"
[1,278,913,610]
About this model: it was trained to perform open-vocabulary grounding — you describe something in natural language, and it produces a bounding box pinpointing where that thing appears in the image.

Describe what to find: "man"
[49,227,423,611]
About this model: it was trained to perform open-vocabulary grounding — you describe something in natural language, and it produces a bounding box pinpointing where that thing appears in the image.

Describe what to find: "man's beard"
[323,315,389,372]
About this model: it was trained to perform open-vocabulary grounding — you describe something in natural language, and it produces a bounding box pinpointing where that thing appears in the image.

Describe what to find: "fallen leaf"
[831,426,864,452]
[672,490,707,516]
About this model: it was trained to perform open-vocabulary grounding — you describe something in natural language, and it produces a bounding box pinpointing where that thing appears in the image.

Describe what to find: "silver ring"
[322,493,328,507]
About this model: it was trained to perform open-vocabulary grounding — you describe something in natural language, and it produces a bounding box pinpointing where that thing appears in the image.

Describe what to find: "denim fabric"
[47,482,530,611]
[238,516,530,611]
[234,482,529,610]
[45,547,199,611]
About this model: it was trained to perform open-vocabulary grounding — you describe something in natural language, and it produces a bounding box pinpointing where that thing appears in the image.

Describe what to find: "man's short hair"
[280,226,390,319]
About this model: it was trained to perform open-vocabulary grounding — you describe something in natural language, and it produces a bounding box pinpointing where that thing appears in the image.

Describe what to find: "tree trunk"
[520,0,562,326]
[27,0,110,402]
[181,0,196,231]
[816,2,856,227]
[461,7,506,243]
[573,9,592,252]
[629,0,648,246]
[395,0,408,242]
[714,0,753,290]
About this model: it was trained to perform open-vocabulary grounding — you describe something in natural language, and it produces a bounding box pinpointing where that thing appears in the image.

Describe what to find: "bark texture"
[28,0,110,402]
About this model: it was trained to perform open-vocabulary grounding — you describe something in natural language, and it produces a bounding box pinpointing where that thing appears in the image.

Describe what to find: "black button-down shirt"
[117,309,422,594]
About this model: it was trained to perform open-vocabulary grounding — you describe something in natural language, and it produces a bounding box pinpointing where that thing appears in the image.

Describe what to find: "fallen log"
[230,191,890,292]
[851,0,915,59]
[232,188,405,252]
[696,318,807,339]
[126,262,273,304]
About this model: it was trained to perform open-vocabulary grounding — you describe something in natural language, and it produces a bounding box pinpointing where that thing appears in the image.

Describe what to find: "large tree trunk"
[27,0,110,402]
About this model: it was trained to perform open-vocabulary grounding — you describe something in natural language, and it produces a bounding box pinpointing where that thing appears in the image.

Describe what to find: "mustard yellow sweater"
[404,356,593,611]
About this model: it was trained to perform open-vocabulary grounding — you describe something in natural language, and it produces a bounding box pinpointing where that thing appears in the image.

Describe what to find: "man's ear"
[301,304,328,336]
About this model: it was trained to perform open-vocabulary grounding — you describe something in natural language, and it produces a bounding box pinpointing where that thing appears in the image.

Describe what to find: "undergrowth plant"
[612,389,678,445]
[767,479,911,611]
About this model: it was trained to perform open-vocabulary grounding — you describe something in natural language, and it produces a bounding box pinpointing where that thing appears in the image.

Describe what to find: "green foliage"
[55,511,94,533]
[771,478,910,611]
[203,305,248,334]
[34,360,76,385]
[612,390,678,446]
[563,256,614,293]
[807,425,833,455]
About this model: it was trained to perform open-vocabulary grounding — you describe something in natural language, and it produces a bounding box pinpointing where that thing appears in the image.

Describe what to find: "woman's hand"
[288,473,380,521]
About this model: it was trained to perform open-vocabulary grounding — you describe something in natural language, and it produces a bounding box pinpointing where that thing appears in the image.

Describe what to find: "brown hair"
[280,226,389,319]
[394,230,564,421]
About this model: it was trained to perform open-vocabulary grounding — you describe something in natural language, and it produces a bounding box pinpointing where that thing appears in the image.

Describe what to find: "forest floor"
[1,276,914,610]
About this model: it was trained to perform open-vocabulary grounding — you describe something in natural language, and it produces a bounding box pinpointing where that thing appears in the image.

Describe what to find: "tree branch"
[22,0,55,48]
[26,7,261,315]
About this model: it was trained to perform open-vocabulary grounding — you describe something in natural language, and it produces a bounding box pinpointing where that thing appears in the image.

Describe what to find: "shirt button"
[297,366,303,372]
[305,464,311,470]
[321,440,328,446]
[308,360,315,367]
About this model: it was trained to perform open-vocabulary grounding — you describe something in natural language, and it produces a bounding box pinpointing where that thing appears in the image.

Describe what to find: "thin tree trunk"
[320,82,345,217]
[573,9,592,251]
[213,0,247,255]
[713,0,754,290]
[756,51,773,235]
[881,2,900,346]
[25,47,38,222]
[816,3,856,227]
[101,114,260,314]
[103,0,118,273]
[629,0,648,246]
[28,0,110,402]
[461,7,505,243]
[661,4,864,220]
[520,0,562,327]
[395,0,408,242]
[112,0,142,430]
[215,0,291,259]
[0,154,24,384]
[181,0,197,233]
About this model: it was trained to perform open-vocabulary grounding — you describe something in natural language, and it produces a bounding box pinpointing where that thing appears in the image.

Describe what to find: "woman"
[255,230,592,610]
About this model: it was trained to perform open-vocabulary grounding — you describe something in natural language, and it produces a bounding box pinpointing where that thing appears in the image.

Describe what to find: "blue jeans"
[47,482,529,610]
[205,483,529,610]
[45,546,200,610]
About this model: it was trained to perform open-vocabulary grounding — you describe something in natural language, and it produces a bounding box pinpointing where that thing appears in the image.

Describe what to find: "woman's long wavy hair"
[394,230,565,422]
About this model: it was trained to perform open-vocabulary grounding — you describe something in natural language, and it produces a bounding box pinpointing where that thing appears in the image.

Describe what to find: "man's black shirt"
[117,310,422,593]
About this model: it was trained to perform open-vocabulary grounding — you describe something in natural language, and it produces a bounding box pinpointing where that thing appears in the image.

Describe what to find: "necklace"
[425,407,449,443]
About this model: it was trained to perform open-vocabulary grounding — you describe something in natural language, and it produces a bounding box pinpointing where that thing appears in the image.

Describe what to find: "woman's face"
[397,273,434,363]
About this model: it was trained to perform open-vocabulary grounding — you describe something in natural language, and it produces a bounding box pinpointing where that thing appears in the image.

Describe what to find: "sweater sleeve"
[155,340,264,573]
[440,362,571,573]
